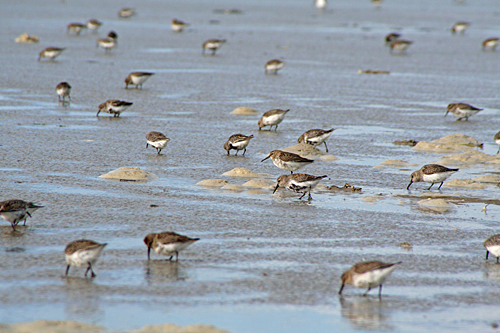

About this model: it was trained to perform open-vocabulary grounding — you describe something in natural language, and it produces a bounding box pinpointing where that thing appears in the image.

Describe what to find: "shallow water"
[1,0,500,332]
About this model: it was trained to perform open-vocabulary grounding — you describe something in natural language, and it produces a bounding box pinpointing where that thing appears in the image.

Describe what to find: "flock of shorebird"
[5,2,500,296]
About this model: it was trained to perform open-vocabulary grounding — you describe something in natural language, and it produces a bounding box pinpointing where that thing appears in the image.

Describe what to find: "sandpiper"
[314,0,327,8]
[97,99,133,117]
[171,19,190,32]
[38,47,65,61]
[482,37,499,51]
[484,234,500,263]
[385,32,401,44]
[445,103,482,121]
[118,8,135,18]
[258,109,290,131]
[494,131,500,154]
[407,164,459,190]
[125,72,154,89]
[146,131,170,154]
[390,40,412,53]
[339,261,401,297]
[452,21,470,34]
[56,82,71,103]
[97,37,117,52]
[107,31,118,40]
[224,134,254,156]
[86,19,102,32]
[144,231,200,261]
[265,59,285,74]
[67,23,86,35]
[202,39,226,55]
[0,199,43,231]
[298,128,335,152]
[273,174,327,200]
[262,150,314,174]
[65,240,107,277]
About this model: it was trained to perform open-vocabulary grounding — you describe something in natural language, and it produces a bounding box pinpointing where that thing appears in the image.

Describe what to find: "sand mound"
[361,195,384,203]
[134,323,230,333]
[281,143,337,159]
[380,159,416,167]
[436,150,500,166]
[414,134,482,153]
[221,184,245,191]
[196,179,228,187]
[418,198,452,208]
[99,167,157,180]
[5,320,105,333]
[231,106,258,115]
[445,179,486,189]
[223,168,268,178]
[242,179,275,189]
[15,33,39,43]
[473,175,500,183]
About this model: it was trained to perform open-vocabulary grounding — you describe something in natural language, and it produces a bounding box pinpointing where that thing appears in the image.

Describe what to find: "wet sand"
[1,0,500,332]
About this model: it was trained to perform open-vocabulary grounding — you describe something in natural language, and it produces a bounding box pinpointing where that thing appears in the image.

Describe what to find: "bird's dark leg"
[324,142,329,152]
[438,182,444,190]
[497,256,499,264]
[147,247,151,260]
[299,192,306,200]
[175,251,179,262]
[378,285,383,298]
[89,263,96,277]
[363,287,372,296]
[243,148,246,156]
[308,189,312,200]
[275,124,278,131]
[486,250,489,260]
[427,183,434,190]
[235,150,238,156]
[66,265,71,276]
[157,148,161,155]
[290,171,294,174]
[497,147,500,154]
[146,143,149,148]
[168,256,173,261]
[11,223,16,231]
[338,284,345,295]
[85,264,91,277]
[227,150,230,156]
[211,49,216,55]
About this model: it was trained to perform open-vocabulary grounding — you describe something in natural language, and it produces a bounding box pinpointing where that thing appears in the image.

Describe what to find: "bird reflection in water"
[145,260,189,284]
[339,296,394,331]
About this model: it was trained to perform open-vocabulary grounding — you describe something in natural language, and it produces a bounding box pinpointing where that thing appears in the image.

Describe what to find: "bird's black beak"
[273,184,279,194]
[407,181,413,190]
[261,155,271,162]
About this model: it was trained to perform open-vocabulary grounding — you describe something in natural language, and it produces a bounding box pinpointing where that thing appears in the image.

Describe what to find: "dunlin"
[65,240,107,277]
[56,82,71,103]
[261,150,314,174]
[118,8,135,18]
[0,199,43,231]
[273,173,327,200]
[385,32,401,44]
[224,134,254,156]
[86,19,102,32]
[171,19,190,32]
[298,128,335,152]
[107,31,118,40]
[67,23,86,35]
[494,131,500,154]
[265,59,285,74]
[202,39,226,55]
[339,261,401,297]
[390,40,412,53]
[97,100,133,117]
[445,103,482,121]
[482,37,499,51]
[125,72,154,89]
[452,21,470,34]
[314,0,327,8]
[258,109,290,131]
[407,164,459,190]
[144,231,200,261]
[97,37,117,52]
[484,234,500,263]
[146,131,170,154]
[38,47,65,61]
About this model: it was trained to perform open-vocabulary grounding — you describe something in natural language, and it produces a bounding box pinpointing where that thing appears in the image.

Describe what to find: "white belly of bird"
[485,40,498,48]
[205,42,221,49]
[171,24,184,32]
[231,140,249,149]
[99,40,116,49]
[262,113,285,126]
[422,171,455,183]
[154,241,193,256]
[272,158,305,172]
[306,132,331,145]
[495,139,500,145]
[487,245,500,257]
[45,50,61,59]
[288,179,320,193]
[147,139,169,149]
[393,43,409,51]
[66,248,104,267]
[352,266,397,288]
[266,63,284,71]
[0,210,27,224]
[454,108,480,118]
[131,75,149,85]
[109,104,130,113]
[57,87,69,97]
